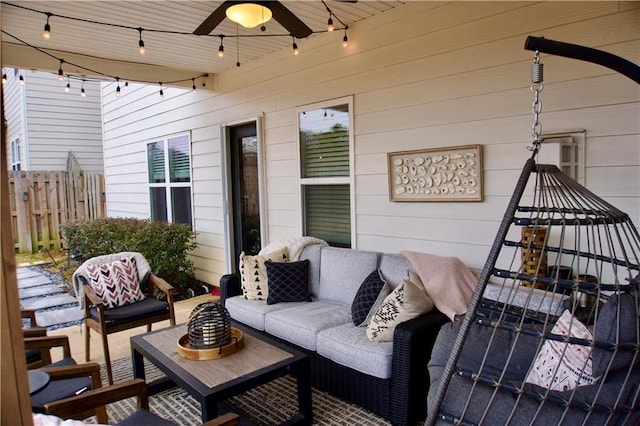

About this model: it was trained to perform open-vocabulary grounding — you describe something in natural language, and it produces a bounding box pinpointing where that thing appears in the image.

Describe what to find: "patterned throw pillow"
[351,270,387,327]
[525,310,597,391]
[366,270,434,342]
[265,259,311,305]
[239,247,289,300]
[84,256,145,309]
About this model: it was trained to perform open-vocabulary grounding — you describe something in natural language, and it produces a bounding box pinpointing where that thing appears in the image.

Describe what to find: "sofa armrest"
[390,308,449,426]
[220,273,241,306]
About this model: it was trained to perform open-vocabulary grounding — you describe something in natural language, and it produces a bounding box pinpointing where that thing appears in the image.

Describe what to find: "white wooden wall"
[22,71,104,172]
[102,1,640,285]
[3,68,26,168]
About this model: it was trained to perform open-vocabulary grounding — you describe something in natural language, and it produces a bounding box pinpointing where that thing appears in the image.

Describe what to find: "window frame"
[9,137,21,171]
[538,130,586,185]
[296,96,355,248]
[146,132,194,226]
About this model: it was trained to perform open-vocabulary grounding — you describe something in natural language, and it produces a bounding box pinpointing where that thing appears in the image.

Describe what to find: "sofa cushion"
[299,245,323,299]
[239,247,289,300]
[318,247,380,306]
[266,259,311,305]
[225,296,307,331]
[379,253,413,290]
[265,302,351,350]
[351,270,387,326]
[366,271,434,342]
[317,323,394,379]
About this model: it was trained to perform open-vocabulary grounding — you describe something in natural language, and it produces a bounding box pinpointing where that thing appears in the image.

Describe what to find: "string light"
[2,74,7,84]
[19,74,25,85]
[58,59,64,81]
[137,28,145,55]
[65,75,71,92]
[292,37,299,55]
[342,30,348,48]
[327,14,334,32]
[115,77,121,97]
[80,79,86,97]
[124,81,129,90]
[218,35,225,58]
[43,12,51,39]
[192,78,196,93]
[159,82,164,99]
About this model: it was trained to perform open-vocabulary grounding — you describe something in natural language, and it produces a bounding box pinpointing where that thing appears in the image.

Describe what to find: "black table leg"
[201,396,219,422]
[132,348,145,381]
[295,358,313,425]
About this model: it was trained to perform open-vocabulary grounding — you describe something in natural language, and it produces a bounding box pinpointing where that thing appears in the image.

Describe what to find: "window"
[298,99,353,247]
[10,138,21,171]
[538,131,586,184]
[147,134,192,226]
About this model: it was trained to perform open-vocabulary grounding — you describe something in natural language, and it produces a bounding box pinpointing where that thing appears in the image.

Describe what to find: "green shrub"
[62,218,197,289]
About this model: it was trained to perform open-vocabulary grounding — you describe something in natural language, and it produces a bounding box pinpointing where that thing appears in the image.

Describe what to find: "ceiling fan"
[193,1,354,39]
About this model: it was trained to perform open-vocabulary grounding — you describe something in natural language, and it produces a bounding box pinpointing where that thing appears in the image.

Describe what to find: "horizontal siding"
[102,1,640,285]
[23,71,104,172]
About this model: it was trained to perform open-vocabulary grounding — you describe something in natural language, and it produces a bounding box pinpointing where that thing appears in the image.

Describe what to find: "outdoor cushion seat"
[89,298,170,324]
[317,322,393,379]
[264,302,351,351]
[116,408,178,426]
[26,348,42,365]
[31,358,93,412]
[225,297,308,331]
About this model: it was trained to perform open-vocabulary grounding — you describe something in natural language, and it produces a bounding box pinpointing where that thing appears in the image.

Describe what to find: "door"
[228,122,262,267]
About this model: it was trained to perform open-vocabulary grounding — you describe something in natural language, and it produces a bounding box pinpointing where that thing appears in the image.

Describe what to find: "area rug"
[93,357,391,425]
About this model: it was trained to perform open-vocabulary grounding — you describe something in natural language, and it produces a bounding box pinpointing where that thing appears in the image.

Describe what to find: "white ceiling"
[1,1,406,87]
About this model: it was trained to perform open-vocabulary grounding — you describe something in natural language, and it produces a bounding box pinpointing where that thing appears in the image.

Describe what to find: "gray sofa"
[427,293,640,425]
[220,245,448,426]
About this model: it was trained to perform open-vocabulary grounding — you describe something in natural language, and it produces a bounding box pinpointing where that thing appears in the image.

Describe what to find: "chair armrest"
[24,335,71,360]
[83,283,104,307]
[201,412,241,426]
[220,273,241,306]
[44,379,148,423]
[149,273,174,295]
[389,309,449,426]
[39,362,102,382]
[23,327,48,338]
[21,308,37,323]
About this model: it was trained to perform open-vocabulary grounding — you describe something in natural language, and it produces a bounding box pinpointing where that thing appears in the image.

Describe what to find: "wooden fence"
[9,165,105,253]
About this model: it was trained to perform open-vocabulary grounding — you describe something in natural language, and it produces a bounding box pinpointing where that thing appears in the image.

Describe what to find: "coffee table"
[130,323,312,424]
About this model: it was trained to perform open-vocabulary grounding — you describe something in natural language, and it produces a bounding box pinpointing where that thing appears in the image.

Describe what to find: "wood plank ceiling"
[1,1,406,86]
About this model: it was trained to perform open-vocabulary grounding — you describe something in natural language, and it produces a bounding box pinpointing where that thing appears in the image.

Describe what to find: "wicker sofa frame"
[220,274,448,426]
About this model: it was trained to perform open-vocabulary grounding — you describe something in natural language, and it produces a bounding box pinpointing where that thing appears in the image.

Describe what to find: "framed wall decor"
[387,144,483,202]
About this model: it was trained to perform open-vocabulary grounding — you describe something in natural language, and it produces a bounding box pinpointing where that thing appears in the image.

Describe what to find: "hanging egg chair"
[426,37,640,425]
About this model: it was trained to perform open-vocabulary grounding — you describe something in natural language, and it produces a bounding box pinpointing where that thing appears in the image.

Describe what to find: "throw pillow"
[265,259,311,305]
[366,270,434,342]
[351,270,387,326]
[84,256,145,309]
[239,247,289,300]
[525,310,597,391]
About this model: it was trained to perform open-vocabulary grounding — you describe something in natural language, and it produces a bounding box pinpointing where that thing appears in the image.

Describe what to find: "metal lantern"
[187,302,232,349]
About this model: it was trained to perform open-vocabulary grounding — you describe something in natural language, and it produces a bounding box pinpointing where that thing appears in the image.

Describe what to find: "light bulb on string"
[115,78,121,97]
[80,79,86,97]
[292,37,299,56]
[124,81,129,90]
[43,13,51,39]
[159,82,164,100]
[65,76,70,92]
[2,74,7,85]
[19,74,25,85]
[342,30,348,48]
[218,36,224,58]
[138,28,145,54]
[192,78,196,93]
[327,15,334,32]
[58,60,64,82]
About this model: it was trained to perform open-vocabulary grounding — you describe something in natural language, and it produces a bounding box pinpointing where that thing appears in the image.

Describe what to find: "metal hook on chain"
[528,50,544,156]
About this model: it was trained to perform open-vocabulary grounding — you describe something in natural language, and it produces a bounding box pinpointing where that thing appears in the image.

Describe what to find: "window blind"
[168,135,190,182]
[304,184,351,247]
[147,142,165,183]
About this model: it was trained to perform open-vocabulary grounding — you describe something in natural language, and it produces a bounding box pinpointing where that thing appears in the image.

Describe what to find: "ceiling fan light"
[226,3,272,29]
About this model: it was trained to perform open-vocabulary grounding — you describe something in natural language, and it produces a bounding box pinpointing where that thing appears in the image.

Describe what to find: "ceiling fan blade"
[193,1,235,35]
[262,1,313,38]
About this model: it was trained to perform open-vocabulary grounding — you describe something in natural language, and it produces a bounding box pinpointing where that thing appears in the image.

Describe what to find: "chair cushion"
[225,296,308,331]
[265,259,311,305]
[84,256,145,308]
[116,408,178,425]
[90,298,169,324]
[239,247,289,300]
[31,358,93,411]
[26,348,42,365]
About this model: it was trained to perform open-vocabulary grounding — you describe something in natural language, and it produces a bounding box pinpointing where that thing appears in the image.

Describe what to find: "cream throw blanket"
[72,251,152,309]
[400,251,478,321]
[259,236,328,261]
